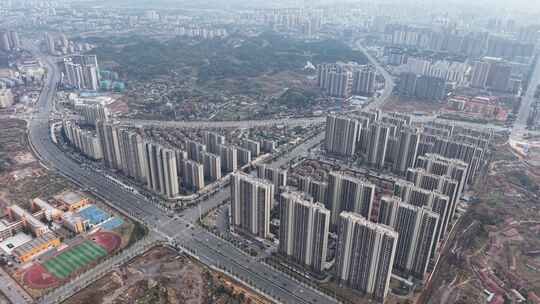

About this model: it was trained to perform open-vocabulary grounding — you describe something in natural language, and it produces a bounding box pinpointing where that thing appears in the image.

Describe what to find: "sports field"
[24,232,122,289]
[42,241,107,279]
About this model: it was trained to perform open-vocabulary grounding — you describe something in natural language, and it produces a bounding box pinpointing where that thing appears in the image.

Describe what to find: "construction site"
[64,246,272,304]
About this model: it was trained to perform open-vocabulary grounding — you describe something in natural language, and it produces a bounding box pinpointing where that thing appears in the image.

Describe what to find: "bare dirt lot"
[0,119,73,210]
[382,96,444,114]
[64,246,271,304]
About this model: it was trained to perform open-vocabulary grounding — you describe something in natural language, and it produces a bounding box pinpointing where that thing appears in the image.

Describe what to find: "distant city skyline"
[57,0,540,14]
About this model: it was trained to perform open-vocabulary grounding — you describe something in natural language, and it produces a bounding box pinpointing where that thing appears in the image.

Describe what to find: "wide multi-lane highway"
[117,116,326,129]
[27,50,337,304]
[355,40,396,111]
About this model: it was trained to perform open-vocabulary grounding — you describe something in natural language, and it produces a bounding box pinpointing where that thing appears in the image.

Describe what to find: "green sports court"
[42,241,107,279]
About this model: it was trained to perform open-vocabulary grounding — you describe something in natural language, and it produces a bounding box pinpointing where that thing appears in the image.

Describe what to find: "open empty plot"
[43,241,107,279]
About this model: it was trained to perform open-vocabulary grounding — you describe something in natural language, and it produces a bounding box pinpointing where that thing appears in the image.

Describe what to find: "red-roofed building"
[446,95,509,121]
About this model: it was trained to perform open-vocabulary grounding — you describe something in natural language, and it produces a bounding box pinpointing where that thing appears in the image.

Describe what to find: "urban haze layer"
[0,0,539,304]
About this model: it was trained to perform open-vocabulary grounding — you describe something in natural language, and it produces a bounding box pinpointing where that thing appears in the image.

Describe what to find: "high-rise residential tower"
[327,172,375,225]
[378,196,439,279]
[335,212,397,302]
[279,192,330,273]
[144,143,179,198]
[325,115,360,157]
[230,173,274,238]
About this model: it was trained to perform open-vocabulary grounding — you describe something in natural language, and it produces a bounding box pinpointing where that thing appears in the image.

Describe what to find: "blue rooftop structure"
[77,205,110,225]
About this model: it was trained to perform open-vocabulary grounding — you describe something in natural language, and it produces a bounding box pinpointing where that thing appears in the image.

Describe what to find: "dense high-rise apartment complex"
[409,156,466,238]
[63,55,100,91]
[397,72,445,101]
[82,65,99,91]
[175,150,188,176]
[378,196,439,279]
[470,58,513,92]
[96,121,123,170]
[186,140,207,163]
[393,180,449,256]
[62,120,103,160]
[279,192,330,273]
[366,123,394,168]
[74,103,109,126]
[393,127,420,175]
[201,152,221,182]
[261,139,277,153]
[416,153,468,197]
[352,65,376,96]
[335,212,397,302]
[419,121,490,183]
[323,112,491,189]
[328,71,352,98]
[399,57,469,85]
[144,143,179,199]
[470,60,491,89]
[181,159,205,191]
[325,115,360,157]
[230,173,274,238]
[428,137,485,185]
[297,176,328,206]
[219,145,238,173]
[317,63,376,98]
[414,75,446,100]
[486,36,534,59]
[236,147,252,167]
[397,72,418,97]
[486,61,512,92]
[203,132,225,154]
[256,164,287,198]
[317,64,350,98]
[64,61,84,88]
[95,122,150,183]
[118,129,147,182]
[242,139,261,158]
[327,172,375,224]
[94,123,227,197]
[383,25,528,60]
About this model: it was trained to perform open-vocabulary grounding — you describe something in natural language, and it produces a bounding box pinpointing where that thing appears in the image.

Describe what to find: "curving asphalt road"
[355,40,396,111]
